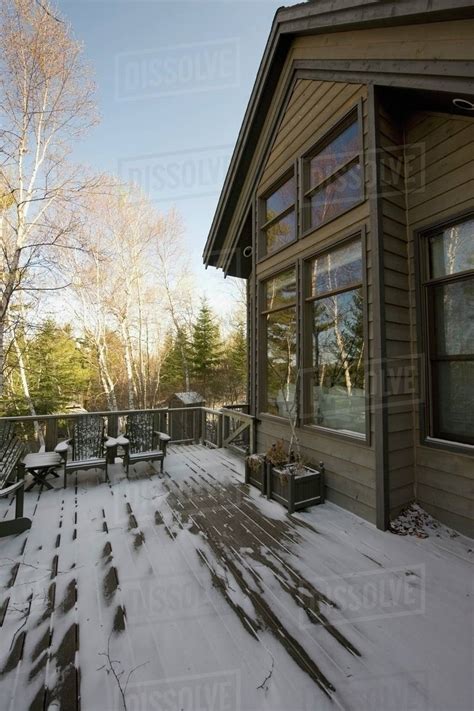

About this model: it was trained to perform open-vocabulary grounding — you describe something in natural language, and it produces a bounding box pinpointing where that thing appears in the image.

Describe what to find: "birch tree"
[0,0,97,395]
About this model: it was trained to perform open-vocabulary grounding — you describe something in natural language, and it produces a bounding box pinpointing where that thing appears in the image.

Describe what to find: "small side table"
[23,452,62,491]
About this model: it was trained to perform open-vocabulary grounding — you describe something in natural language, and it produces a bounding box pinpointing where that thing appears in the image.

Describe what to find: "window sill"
[257,414,370,446]
[302,423,369,446]
[423,437,474,456]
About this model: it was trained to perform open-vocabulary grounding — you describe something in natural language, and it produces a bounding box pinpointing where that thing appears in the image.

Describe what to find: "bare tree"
[64,181,189,411]
[0,0,98,394]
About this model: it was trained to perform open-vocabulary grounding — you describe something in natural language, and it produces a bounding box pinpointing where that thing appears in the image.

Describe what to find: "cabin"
[203,0,474,536]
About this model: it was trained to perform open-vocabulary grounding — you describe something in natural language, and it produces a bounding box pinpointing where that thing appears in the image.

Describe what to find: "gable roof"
[203,0,474,275]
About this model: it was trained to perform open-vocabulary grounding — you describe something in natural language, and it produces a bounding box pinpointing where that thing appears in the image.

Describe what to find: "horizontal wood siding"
[256,80,377,523]
[406,110,474,537]
[293,20,474,62]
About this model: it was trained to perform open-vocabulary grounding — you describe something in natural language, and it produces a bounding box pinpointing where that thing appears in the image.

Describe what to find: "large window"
[303,110,362,232]
[262,269,297,417]
[422,216,474,445]
[261,175,296,256]
[307,239,366,436]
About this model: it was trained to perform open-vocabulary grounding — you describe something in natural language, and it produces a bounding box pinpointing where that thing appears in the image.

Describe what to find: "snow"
[0,445,472,711]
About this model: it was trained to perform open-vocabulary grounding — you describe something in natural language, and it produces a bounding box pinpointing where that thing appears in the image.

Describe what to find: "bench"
[0,422,32,537]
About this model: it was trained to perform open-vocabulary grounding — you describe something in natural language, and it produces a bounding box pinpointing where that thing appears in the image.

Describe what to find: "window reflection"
[313,290,365,433]
[264,269,297,418]
[309,239,366,435]
[266,310,297,418]
[263,175,296,255]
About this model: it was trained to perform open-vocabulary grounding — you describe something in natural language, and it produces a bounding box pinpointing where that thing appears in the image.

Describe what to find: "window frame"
[258,165,298,262]
[300,102,365,237]
[300,228,370,444]
[416,211,474,452]
[259,263,298,421]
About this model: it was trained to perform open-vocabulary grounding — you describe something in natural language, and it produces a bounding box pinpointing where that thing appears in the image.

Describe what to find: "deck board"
[0,445,472,710]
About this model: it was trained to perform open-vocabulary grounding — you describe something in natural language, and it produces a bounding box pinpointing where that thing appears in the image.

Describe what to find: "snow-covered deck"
[0,445,471,710]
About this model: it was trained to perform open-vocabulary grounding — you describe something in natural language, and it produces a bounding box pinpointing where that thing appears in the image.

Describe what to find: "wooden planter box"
[245,454,267,494]
[266,461,325,514]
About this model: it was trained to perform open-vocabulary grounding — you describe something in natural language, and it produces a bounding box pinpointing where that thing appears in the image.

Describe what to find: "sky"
[56,0,285,315]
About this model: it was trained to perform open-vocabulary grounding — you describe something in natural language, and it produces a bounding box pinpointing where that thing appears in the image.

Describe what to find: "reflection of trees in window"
[261,176,296,256]
[263,269,297,418]
[308,239,365,435]
[424,217,474,445]
[303,112,362,232]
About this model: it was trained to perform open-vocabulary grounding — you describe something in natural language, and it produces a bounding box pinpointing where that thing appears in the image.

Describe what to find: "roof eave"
[203,0,474,274]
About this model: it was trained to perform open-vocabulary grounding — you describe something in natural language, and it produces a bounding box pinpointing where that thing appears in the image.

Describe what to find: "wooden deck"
[0,445,472,710]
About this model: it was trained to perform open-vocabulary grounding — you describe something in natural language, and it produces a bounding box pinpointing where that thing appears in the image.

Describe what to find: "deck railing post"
[45,418,58,452]
[217,413,224,449]
[222,410,230,446]
[193,409,200,444]
[250,418,257,455]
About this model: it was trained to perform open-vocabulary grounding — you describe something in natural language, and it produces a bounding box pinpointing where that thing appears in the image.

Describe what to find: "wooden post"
[266,461,272,501]
[217,413,224,449]
[250,418,257,455]
[288,474,295,515]
[222,411,230,446]
[193,409,201,444]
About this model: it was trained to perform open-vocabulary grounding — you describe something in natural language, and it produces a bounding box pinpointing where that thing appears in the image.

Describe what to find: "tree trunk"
[12,335,44,447]
[97,343,117,411]
[119,319,136,410]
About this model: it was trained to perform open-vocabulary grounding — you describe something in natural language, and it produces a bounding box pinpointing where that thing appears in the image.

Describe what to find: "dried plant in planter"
[247,454,265,472]
[265,440,289,468]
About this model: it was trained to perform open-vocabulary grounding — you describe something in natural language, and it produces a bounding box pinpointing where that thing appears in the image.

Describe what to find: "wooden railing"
[0,405,256,456]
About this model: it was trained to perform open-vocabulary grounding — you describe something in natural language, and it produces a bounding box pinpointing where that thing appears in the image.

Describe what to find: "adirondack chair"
[0,421,31,537]
[55,415,117,488]
[117,412,170,475]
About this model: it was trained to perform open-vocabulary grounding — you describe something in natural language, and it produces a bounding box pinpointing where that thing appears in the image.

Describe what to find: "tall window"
[307,239,366,435]
[262,269,297,417]
[422,216,474,445]
[261,175,296,256]
[303,110,362,232]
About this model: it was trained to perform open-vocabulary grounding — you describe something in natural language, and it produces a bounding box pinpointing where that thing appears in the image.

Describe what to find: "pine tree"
[6,320,90,415]
[160,329,191,397]
[190,300,223,400]
[222,317,247,404]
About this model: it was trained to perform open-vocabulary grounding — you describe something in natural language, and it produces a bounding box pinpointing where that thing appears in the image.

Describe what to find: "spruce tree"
[190,300,223,400]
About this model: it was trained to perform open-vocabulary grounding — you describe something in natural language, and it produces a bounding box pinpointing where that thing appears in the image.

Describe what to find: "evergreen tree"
[190,300,223,400]
[7,320,90,415]
[160,329,191,397]
[222,317,247,404]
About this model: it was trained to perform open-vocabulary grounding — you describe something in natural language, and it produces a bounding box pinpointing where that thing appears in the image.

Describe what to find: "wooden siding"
[216,18,474,274]
[405,110,474,537]
[254,80,377,523]
[377,103,415,517]
[293,19,474,63]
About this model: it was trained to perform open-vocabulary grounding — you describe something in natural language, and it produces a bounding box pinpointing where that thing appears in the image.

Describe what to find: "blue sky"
[57,0,284,311]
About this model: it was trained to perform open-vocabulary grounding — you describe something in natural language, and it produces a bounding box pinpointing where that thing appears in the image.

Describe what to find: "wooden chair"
[55,415,117,488]
[0,423,31,537]
[117,412,170,476]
